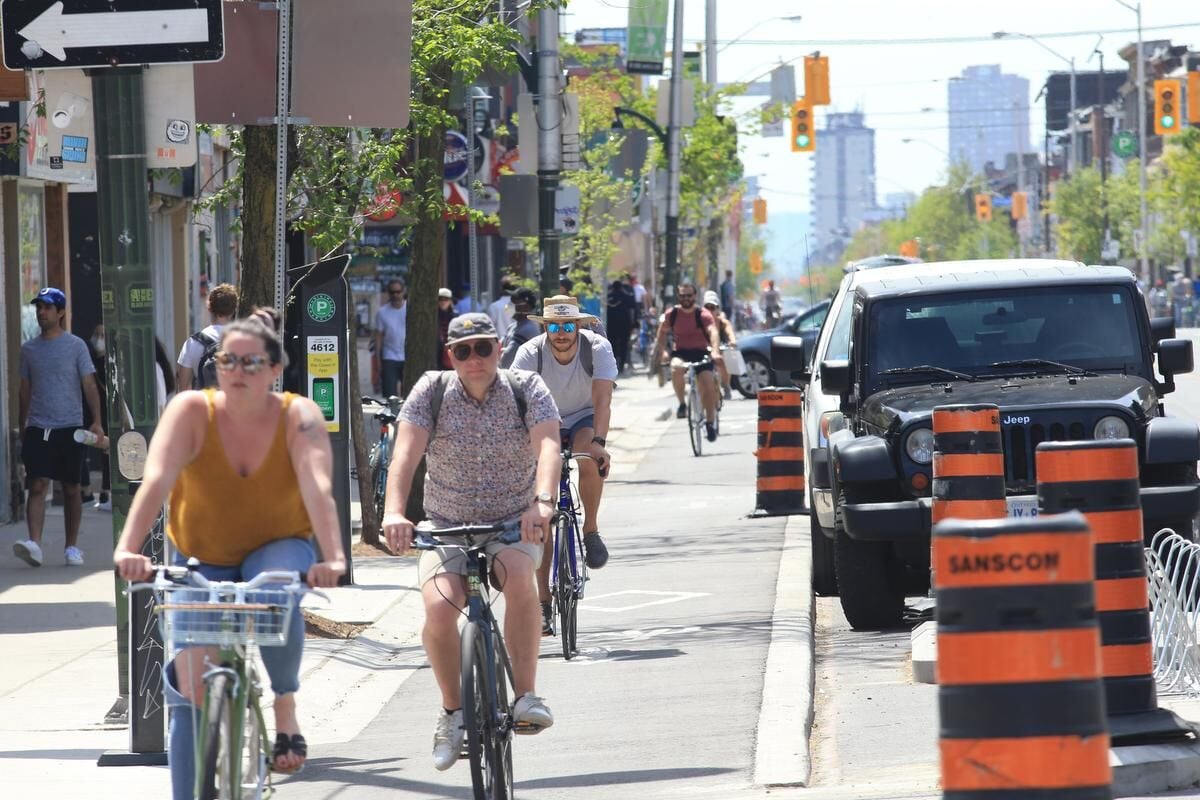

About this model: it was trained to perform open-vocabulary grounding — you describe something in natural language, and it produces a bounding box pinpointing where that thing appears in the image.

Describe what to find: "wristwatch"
[592,436,606,447]
[535,491,554,504]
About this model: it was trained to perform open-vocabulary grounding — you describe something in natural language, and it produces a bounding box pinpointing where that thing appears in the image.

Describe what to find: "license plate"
[1007,496,1039,519]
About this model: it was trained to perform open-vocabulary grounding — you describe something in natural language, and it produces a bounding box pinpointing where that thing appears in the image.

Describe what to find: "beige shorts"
[418,535,543,586]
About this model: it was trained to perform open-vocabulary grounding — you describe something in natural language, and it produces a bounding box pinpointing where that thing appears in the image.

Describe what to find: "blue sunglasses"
[546,322,577,334]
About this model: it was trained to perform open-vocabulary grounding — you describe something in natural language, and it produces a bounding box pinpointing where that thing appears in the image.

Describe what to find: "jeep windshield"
[865,284,1146,393]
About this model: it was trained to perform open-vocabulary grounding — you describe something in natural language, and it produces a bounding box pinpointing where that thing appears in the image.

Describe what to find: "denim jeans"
[164,537,315,800]
[380,359,405,397]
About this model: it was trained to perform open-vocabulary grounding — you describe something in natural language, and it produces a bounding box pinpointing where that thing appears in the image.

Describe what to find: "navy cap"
[31,287,66,308]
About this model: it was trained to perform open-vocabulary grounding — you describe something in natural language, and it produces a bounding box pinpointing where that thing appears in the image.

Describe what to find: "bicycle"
[130,563,317,800]
[414,521,533,800]
[547,446,594,659]
[365,395,403,528]
[683,355,717,457]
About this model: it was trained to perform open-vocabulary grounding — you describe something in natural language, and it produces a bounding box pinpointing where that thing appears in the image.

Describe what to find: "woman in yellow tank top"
[113,317,345,795]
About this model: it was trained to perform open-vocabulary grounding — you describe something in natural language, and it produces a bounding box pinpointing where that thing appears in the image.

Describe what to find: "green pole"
[92,66,165,760]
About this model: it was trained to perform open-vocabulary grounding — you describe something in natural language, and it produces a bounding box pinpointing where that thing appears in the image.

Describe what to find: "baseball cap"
[31,287,66,308]
[703,290,721,308]
[512,287,538,310]
[446,313,499,344]
[438,287,453,299]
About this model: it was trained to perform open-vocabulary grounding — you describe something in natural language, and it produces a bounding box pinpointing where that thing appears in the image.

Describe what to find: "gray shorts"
[561,414,595,445]
[418,534,543,586]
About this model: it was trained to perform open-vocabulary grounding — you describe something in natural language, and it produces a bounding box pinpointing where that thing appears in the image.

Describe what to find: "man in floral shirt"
[382,313,561,772]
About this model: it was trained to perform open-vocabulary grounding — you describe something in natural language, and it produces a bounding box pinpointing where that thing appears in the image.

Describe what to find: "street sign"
[2,0,224,70]
[555,184,581,236]
[1112,130,1138,159]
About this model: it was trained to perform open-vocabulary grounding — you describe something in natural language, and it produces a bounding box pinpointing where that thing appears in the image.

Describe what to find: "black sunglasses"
[450,340,495,361]
[214,351,271,374]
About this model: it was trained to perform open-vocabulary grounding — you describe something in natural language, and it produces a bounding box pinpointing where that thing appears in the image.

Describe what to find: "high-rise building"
[948,65,1030,173]
[811,111,876,261]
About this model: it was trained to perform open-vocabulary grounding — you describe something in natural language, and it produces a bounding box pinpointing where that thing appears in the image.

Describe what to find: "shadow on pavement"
[0,600,115,632]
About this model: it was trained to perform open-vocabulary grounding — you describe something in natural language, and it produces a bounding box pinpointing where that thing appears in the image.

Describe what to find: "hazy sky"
[562,0,1200,214]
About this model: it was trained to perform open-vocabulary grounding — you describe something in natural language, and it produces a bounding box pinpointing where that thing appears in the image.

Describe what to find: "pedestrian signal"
[790,99,815,153]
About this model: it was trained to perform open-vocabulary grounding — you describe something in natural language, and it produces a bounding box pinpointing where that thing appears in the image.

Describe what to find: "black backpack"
[668,306,704,330]
[428,369,529,432]
[190,329,221,389]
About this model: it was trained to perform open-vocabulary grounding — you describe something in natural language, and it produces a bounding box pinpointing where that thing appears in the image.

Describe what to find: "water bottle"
[74,429,109,450]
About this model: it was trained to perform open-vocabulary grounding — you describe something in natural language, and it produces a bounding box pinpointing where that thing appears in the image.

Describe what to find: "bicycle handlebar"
[127,562,328,601]
[413,521,522,550]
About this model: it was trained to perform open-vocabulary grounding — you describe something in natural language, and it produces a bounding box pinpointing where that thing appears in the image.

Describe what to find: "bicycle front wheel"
[462,623,511,800]
[555,518,578,660]
[687,379,703,456]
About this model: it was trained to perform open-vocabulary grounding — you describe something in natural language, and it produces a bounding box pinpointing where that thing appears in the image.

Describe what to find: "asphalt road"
[280,392,809,800]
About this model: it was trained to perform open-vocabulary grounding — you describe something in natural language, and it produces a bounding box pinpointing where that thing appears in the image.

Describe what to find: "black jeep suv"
[777,260,1200,631]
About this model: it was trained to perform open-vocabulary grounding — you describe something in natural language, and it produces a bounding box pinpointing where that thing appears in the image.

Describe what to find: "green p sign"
[307,292,336,323]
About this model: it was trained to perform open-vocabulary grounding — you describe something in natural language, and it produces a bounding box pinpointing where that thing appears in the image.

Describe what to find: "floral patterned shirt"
[400,369,559,526]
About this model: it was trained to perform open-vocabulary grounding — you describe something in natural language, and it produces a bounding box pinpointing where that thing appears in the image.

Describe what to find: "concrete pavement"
[2,367,804,799]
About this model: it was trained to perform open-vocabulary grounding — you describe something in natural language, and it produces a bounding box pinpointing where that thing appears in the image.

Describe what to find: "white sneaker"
[65,546,85,567]
[13,539,43,567]
[94,499,112,512]
[512,693,554,733]
[431,709,465,771]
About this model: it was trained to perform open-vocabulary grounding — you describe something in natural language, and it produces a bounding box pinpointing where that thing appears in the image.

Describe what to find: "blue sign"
[444,130,469,183]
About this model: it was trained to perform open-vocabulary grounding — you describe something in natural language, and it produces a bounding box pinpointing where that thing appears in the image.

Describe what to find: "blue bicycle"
[365,395,403,530]
[549,447,592,660]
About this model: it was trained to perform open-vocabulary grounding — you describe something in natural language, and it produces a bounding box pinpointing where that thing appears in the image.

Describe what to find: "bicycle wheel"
[199,671,235,800]
[687,378,703,457]
[462,623,510,800]
[554,518,578,660]
[372,437,390,525]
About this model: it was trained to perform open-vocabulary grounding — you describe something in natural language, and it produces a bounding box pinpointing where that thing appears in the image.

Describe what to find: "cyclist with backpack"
[511,295,616,634]
[381,313,561,771]
[176,282,238,391]
[654,282,723,441]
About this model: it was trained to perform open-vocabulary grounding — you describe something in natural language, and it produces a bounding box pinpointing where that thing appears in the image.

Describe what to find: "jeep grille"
[1003,414,1107,492]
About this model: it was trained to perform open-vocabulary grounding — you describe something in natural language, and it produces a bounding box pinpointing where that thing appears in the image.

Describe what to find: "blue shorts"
[560,414,595,445]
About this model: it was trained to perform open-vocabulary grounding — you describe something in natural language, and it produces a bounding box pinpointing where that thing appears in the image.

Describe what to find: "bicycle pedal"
[513,721,546,736]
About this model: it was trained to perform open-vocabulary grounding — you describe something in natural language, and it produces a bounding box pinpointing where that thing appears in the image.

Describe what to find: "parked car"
[776,259,1199,630]
[734,299,830,398]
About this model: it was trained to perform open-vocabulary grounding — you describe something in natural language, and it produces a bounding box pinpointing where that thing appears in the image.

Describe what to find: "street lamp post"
[1114,0,1148,283]
[993,31,1078,172]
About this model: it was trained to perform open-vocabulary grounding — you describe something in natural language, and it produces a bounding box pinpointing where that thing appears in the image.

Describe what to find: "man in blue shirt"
[374,280,407,396]
[14,287,104,567]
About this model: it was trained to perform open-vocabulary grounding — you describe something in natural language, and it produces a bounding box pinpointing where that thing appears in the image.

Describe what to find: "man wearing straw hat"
[512,295,617,634]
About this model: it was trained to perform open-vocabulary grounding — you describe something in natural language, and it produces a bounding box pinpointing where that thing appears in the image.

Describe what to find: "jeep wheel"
[811,509,838,596]
[835,489,904,630]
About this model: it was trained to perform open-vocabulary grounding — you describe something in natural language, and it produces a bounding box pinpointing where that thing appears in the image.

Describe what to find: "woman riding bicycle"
[703,290,739,400]
[113,315,346,799]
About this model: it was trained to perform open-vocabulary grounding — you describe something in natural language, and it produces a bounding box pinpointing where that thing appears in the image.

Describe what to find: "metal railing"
[1146,528,1200,696]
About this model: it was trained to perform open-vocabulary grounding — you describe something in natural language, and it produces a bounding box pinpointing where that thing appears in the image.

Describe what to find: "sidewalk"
[0,365,695,798]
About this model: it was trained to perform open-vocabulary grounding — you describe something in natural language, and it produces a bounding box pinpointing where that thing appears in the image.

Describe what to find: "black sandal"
[272,732,307,774]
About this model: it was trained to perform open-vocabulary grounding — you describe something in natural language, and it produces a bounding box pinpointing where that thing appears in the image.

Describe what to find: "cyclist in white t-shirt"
[511,295,616,634]
[176,282,238,390]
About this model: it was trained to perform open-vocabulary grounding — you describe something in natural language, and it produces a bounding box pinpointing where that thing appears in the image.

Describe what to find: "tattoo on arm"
[298,407,325,440]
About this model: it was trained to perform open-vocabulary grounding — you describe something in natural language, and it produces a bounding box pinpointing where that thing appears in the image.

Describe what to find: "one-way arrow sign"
[1,0,223,70]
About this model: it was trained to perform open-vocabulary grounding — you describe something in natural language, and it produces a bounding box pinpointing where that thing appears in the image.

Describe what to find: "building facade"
[948,65,1031,173]
[811,111,876,263]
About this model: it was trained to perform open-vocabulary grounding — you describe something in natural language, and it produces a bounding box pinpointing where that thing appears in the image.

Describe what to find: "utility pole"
[705,0,716,85]
[1135,3,1148,284]
[1097,50,1111,261]
[536,7,562,301]
[664,0,684,305]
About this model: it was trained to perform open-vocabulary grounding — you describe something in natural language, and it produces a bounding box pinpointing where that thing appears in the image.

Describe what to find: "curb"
[753,514,815,787]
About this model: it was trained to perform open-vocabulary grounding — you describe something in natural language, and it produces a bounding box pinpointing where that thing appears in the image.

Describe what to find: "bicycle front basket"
[155,584,299,648]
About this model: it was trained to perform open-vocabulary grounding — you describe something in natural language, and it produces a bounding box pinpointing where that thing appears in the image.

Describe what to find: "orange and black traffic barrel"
[755,388,805,515]
[931,404,1007,526]
[1037,439,1192,744]
[934,513,1111,798]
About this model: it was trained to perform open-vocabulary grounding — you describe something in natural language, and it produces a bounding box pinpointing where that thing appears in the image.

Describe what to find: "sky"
[561,0,1200,217]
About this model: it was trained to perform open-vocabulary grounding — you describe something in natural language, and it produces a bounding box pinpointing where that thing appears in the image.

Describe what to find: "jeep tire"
[811,508,838,596]
[835,488,904,629]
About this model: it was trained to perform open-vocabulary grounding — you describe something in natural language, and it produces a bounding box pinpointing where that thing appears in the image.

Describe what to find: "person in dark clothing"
[606,276,637,375]
[81,324,109,507]
[437,287,455,369]
[500,287,541,367]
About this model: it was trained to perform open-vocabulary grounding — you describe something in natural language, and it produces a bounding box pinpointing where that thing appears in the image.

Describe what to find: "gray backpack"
[533,330,594,377]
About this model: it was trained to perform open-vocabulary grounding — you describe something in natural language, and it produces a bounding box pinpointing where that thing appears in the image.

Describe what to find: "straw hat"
[529,295,597,324]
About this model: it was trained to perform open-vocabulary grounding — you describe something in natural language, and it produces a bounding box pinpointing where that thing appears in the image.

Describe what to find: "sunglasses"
[678,293,695,300]
[214,351,271,374]
[546,322,577,334]
[450,340,495,361]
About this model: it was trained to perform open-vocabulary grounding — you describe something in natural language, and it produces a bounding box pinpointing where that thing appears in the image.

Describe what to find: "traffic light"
[750,250,763,274]
[1189,72,1200,125]
[804,55,830,106]
[974,194,992,222]
[1154,79,1182,136]
[1011,191,1028,221]
[752,197,768,225]
[790,99,815,153]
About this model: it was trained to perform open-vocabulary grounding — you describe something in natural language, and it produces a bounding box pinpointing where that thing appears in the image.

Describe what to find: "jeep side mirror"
[821,359,851,396]
[1151,317,1176,351]
[1158,338,1194,377]
[771,336,807,371]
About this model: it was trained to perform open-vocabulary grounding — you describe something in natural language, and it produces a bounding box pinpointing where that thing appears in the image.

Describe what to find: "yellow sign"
[750,250,763,274]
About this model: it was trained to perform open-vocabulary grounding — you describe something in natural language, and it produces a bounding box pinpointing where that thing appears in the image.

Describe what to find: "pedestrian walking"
[487,274,516,339]
[80,324,111,510]
[375,280,407,397]
[437,287,456,369]
[501,287,541,368]
[13,287,104,567]
[720,269,736,323]
[177,282,238,390]
[606,275,637,374]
